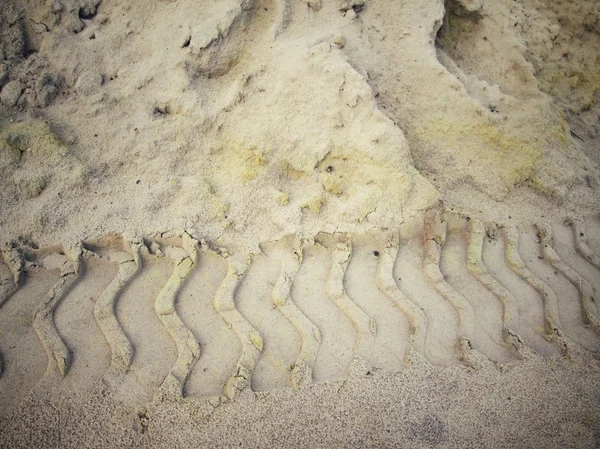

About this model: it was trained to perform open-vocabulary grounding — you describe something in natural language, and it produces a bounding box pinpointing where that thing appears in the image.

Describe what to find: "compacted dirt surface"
[0,0,599,447]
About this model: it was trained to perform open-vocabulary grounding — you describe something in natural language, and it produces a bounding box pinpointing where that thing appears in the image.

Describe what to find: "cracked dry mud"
[1,0,600,448]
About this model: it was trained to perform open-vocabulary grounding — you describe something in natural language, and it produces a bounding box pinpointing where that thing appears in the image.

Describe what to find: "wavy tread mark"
[0,250,20,377]
[394,240,460,365]
[0,266,58,418]
[177,250,239,399]
[1,244,23,287]
[423,209,476,363]
[50,254,116,396]
[584,215,600,254]
[94,240,142,388]
[317,234,376,343]
[375,230,427,358]
[500,225,564,347]
[271,0,292,37]
[291,243,356,380]
[271,236,321,388]
[32,244,82,377]
[537,225,600,335]
[0,267,19,308]
[155,235,201,400]
[467,220,524,356]
[233,249,299,392]
[213,255,263,399]
[566,218,600,270]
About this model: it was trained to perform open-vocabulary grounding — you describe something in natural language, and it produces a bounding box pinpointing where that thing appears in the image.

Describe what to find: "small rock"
[345,9,357,20]
[1,81,23,107]
[75,71,103,95]
[331,33,346,48]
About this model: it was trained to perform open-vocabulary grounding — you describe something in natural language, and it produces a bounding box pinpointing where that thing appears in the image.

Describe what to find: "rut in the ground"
[236,239,301,392]
[440,214,518,363]
[113,248,177,405]
[517,225,600,352]
[52,255,117,396]
[0,210,599,412]
[177,248,241,399]
[481,226,562,358]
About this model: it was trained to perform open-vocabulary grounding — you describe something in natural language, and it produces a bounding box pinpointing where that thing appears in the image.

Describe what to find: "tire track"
[93,237,142,389]
[519,226,600,352]
[114,246,176,405]
[1,243,23,290]
[346,232,409,370]
[566,217,600,270]
[422,209,478,364]
[584,214,600,255]
[178,249,241,399]
[0,251,19,308]
[315,233,376,339]
[32,244,82,377]
[438,215,516,363]
[213,254,263,399]
[0,249,19,377]
[154,234,201,401]
[395,235,459,365]
[53,251,117,395]
[536,224,600,335]
[551,221,600,303]
[292,241,356,381]
[268,235,320,388]
[499,225,563,344]
[375,230,428,360]
[271,0,292,37]
[484,225,564,357]
[236,240,301,392]
[0,265,58,418]
[466,219,524,357]
[0,211,598,410]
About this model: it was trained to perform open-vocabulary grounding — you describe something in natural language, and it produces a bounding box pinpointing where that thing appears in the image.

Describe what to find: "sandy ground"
[1,0,600,447]
[2,351,600,448]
